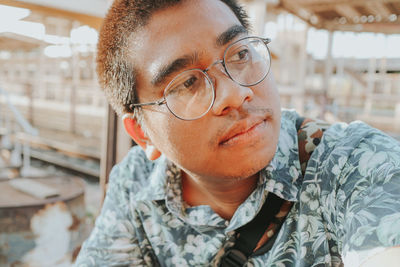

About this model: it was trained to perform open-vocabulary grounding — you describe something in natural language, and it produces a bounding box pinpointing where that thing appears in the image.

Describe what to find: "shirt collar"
[259,110,303,202]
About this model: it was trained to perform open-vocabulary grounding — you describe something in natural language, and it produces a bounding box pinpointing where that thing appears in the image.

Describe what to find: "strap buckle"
[219,248,248,267]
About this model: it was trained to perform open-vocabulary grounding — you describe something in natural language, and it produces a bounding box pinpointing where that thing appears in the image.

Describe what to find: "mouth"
[219,118,268,147]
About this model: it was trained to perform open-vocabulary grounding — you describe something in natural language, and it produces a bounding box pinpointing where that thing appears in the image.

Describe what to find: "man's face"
[130,0,281,182]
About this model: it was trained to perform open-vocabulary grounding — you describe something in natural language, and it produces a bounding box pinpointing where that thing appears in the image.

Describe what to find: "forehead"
[129,0,242,87]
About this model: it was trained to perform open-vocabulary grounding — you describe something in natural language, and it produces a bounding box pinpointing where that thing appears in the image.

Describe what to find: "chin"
[222,148,276,180]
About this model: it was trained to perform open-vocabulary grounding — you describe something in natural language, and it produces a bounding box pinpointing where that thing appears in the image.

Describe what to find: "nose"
[210,72,254,116]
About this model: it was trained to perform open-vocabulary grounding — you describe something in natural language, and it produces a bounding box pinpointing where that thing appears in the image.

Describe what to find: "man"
[75,0,400,266]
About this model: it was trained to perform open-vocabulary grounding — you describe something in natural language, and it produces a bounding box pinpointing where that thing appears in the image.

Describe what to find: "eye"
[237,49,249,60]
[183,76,198,88]
[167,73,201,96]
[227,46,250,63]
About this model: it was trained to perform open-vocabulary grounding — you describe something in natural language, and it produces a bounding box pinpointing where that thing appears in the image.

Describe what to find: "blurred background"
[0,0,399,266]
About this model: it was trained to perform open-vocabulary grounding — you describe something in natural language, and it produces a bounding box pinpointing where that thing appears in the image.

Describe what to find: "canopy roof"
[3,0,399,34]
[14,0,109,17]
[0,32,45,50]
[0,0,106,29]
[276,0,400,34]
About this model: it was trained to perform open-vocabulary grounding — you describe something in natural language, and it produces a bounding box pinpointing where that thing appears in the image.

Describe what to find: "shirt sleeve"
[74,165,154,267]
[333,127,400,266]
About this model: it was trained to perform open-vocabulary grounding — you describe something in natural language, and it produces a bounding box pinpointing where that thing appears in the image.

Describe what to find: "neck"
[182,171,259,220]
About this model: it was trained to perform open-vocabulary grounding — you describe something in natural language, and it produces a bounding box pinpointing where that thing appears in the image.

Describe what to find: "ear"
[122,114,162,161]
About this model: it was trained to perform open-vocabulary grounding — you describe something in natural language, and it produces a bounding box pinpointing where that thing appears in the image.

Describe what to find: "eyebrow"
[151,24,248,87]
[216,24,248,47]
[151,54,198,86]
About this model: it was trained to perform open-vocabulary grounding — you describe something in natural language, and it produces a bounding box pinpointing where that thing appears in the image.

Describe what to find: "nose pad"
[215,64,229,78]
[205,59,229,79]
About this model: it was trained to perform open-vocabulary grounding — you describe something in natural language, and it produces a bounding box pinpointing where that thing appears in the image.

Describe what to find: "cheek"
[145,115,211,163]
[263,76,280,108]
[251,75,280,108]
[269,76,281,107]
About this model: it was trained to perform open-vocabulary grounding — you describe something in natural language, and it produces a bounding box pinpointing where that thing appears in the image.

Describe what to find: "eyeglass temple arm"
[130,99,166,108]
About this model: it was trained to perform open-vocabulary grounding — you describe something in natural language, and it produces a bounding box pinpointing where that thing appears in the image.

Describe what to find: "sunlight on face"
[131,0,281,181]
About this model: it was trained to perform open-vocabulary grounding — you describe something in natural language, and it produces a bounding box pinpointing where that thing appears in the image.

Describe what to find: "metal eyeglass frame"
[129,36,272,121]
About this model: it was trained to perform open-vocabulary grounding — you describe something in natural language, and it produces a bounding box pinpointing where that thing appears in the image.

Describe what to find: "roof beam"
[0,0,103,29]
[280,0,324,27]
[280,0,400,33]
[295,0,336,4]
[335,5,361,20]
[0,33,45,50]
[323,21,400,34]
[306,0,400,11]
[365,2,392,17]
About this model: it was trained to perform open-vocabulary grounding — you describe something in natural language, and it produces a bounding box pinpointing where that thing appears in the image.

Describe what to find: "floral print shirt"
[75,110,400,267]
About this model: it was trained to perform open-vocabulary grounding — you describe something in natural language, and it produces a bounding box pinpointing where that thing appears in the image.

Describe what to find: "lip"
[219,117,267,147]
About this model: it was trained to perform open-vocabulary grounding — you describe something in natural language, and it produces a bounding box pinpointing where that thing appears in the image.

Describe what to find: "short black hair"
[97,0,249,119]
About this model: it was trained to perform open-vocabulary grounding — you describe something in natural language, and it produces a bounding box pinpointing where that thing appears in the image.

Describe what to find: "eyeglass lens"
[165,70,214,120]
[164,37,270,120]
[225,38,270,86]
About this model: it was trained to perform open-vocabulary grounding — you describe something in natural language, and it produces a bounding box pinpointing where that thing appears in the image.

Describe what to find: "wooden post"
[395,103,400,132]
[26,83,34,125]
[100,106,134,199]
[337,58,349,119]
[380,36,390,95]
[296,25,308,114]
[70,21,80,134]
[245,0,268,36]
[100,105,117,198]
[321,30,333,119]
[37,18,46,101]
[363,57,376,117]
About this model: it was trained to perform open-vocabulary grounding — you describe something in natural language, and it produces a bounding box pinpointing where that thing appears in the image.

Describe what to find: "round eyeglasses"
[130,36,272,120]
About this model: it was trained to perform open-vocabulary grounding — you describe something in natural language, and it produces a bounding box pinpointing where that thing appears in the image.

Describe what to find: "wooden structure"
[0,0,104,29]
[0,33,43,51]
[277,0,400,34]
[0,3,105,263]
[263,0,400,132]
[0,1,107,178]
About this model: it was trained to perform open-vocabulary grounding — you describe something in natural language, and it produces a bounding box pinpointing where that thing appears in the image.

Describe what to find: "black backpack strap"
[296,116,305,132]
[218,115,325,267]
[219,193,283,267]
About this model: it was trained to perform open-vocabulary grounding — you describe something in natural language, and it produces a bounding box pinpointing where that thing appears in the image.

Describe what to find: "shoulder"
[320,123,400,266]
[107,146,168,202]
[342,122,400,179]
[320,120,400,163]
[307,120,400,195]
[298,119,400,191]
